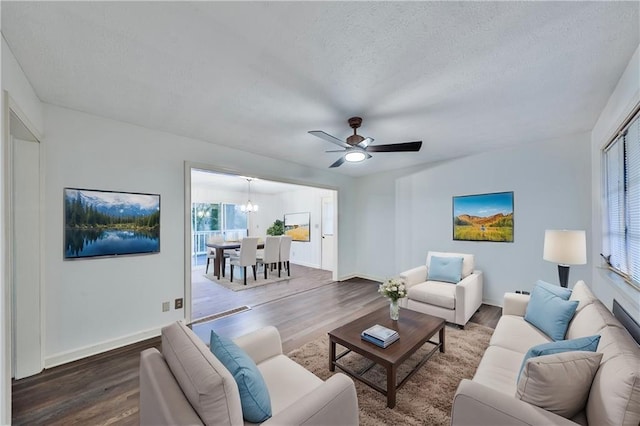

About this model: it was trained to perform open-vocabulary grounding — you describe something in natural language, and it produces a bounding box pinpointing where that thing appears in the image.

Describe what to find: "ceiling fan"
[308,117,422,168]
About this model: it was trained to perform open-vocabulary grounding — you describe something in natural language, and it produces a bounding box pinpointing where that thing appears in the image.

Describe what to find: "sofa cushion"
[210,331,272,423]
[161,322,243,426]
[428,255,463,283]
[472,345,523,396]
[524,284,578,340]
[490,315,551,354]
[569,280,598,312]
[517,335,600,381]
[257,354,323,414]
[427,251,474,278]
[407,281,456,310]
[566,300,624,340]
[517,351,603,419]
[596,325,640,363]
[586,329,640,426]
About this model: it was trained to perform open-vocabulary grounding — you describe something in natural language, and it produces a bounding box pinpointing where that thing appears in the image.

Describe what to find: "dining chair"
[256,236,281,279]
[279,235,292,277]
[229,237,259,285]
[205,235,228,277]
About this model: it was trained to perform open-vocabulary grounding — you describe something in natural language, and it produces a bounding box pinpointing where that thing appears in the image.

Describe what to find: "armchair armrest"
[503,293,530,317]
[262,373,358,426]
[451,379,578,426]
[454,271,483,326]
[399,265,427,288]
[233,326,283,365]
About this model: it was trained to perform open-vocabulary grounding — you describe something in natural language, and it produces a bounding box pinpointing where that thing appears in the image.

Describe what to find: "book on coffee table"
[361,324,399,348]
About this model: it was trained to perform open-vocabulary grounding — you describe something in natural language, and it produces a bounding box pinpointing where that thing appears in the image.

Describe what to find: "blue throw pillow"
[210,331,272,423]
[517,335,601,382]
[534,279,572,300]
[524,284,578,340]
[428,256,464,283]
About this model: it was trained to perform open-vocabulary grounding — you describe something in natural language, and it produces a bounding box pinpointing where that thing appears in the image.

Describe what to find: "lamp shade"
[543,230,587,265]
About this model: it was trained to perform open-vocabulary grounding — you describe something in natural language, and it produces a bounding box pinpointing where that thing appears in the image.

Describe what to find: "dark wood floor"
[12,275,501,425]
[191,263,335,322]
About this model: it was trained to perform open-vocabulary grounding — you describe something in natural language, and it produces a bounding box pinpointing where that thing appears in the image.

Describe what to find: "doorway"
[321,196,335,271]
[184,165,339,323]
[8,110,42,380]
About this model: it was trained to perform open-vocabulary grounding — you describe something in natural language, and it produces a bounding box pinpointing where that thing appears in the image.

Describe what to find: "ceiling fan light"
[345,151,366,162]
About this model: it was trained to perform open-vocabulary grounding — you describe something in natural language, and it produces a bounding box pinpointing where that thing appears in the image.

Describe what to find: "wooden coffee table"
[328,306,445,408]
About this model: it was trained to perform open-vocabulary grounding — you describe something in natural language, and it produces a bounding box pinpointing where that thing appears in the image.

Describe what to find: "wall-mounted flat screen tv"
[64,188,160,259]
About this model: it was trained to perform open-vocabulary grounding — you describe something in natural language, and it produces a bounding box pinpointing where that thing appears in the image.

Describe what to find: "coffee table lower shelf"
[327,307,446,409]
[330,337,442,408]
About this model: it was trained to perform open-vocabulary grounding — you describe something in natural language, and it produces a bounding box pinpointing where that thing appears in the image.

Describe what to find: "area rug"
[203,268,293,291]
[287,322,493,425]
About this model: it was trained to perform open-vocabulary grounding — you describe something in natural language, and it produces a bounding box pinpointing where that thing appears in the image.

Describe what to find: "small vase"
[390,299,399,321]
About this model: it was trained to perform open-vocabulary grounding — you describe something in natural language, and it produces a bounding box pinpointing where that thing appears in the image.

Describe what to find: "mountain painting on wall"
[64,188,160,259]
[453,192,514,242]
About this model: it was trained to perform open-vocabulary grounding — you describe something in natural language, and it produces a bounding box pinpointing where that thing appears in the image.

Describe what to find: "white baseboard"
[336,273,383,283]
[291,260,320,269]
[353,273,384,283]
[482,298,503,308]
[44,325,163,369]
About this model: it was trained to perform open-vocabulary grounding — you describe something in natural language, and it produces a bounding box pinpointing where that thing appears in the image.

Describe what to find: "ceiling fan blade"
[357,137,374,149]
[325,149,346,153]
[366,141,422,152]
[308,130,350,149]
[329,156,346,168]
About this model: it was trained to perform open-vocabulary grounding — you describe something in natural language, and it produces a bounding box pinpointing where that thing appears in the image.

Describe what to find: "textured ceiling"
[2,2,638,176]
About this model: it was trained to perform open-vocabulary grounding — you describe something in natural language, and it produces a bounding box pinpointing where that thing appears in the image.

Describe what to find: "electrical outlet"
[162,301,170,312]
[175,298,183,310]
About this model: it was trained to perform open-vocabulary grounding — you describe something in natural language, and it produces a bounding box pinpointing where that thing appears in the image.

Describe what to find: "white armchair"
[140,322,359,425]
[399,251,483,328]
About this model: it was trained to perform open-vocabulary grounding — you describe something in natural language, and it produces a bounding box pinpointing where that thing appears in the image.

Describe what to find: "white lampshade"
[543,230,587,265]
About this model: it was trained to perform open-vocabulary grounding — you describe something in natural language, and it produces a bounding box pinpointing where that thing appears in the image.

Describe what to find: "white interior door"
[11,135,42,379]
[321,196,335,272]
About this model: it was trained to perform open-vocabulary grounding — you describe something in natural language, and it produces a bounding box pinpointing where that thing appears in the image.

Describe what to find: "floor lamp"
[543,230,587,288]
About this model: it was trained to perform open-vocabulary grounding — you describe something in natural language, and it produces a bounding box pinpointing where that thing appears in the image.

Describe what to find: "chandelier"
[240,178,259,213]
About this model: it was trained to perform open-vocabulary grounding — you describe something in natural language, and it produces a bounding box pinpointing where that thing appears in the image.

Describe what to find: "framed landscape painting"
[453,191,514,242]
[284,212,310,242]
[64,188,160,259]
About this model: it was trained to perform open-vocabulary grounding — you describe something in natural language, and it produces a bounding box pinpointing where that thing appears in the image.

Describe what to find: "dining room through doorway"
[187,168,338,323]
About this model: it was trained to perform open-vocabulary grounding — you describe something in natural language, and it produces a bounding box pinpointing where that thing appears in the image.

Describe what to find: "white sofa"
[140,322,359,425]
[451,281,640,426]
[399,251,483,327]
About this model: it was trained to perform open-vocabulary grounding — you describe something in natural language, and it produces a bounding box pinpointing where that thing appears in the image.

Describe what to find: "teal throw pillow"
[524,284,578,341]
[517,335,601,382]
[210,331,272,423]
[428,256,464,283]
[534,279,572,300]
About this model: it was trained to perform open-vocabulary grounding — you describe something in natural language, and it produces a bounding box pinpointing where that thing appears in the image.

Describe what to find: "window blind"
[604,109,640,286]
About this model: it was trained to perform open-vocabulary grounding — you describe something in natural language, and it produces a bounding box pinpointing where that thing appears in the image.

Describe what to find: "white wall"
[42,104,356,366]
[355,134,592,305]
[591,44,640,322]
[278,187,334,268]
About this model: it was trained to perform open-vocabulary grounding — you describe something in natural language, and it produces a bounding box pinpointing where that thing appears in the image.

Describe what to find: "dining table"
[206,241,264,279]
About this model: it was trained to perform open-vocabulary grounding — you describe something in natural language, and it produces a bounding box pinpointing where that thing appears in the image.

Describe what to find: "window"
[192,202,247,233]
[191,203,247,256]
[603,107,640,288]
